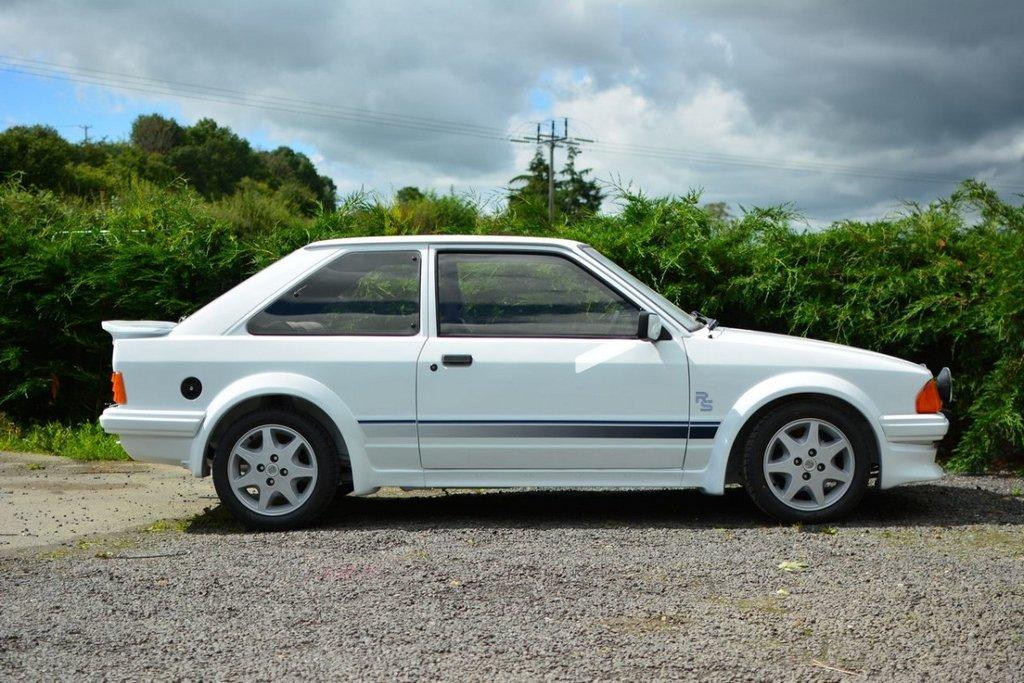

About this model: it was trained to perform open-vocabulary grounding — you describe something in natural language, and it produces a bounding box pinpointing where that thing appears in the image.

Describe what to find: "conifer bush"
[1,178,1020,471]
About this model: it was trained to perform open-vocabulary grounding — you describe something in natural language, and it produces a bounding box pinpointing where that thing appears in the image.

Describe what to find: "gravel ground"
[1,475,1023,681]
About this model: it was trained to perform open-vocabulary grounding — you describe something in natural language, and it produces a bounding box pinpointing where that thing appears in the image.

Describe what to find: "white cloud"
[1,0,1021,221]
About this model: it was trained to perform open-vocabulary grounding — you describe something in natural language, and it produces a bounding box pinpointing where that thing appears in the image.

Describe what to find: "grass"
[878,526,1024,558]
[0,419,127,461]
[146,506,242,534]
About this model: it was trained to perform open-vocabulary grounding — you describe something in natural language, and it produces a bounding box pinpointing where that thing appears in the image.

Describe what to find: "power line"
[511,118,594,221]
[0,55,512,140]
[582,140,1002,189]
[2,54,1022,192]
[0,63,512,142]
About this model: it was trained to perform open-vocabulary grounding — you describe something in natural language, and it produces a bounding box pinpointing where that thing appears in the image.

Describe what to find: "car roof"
[305,235,585,250]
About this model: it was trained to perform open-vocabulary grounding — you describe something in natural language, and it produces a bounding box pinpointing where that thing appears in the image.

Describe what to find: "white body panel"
[99,235,947,498]
[416,336,689,469]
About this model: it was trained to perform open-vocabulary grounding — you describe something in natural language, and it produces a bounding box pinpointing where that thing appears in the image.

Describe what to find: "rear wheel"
[742,401,871,523]
[212,409,339,530]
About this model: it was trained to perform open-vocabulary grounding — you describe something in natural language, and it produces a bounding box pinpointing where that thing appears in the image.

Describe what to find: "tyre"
[741,400,872,523]
[212,408,340,531]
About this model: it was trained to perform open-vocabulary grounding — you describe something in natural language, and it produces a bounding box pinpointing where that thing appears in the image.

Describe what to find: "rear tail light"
[111,372,127,405]
[915,379,942,414]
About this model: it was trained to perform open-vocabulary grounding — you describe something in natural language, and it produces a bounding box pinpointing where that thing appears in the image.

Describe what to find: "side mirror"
[638,311,663,342]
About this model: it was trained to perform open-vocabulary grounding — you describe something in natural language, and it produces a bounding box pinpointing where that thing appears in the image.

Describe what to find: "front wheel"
[742,401,872,523]
[212,409,340,530]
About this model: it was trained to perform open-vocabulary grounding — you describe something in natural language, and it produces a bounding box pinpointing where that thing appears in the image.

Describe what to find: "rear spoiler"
[102,320,177,340]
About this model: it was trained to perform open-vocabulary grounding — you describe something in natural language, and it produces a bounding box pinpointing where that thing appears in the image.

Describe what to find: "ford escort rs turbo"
[100,236,950,529]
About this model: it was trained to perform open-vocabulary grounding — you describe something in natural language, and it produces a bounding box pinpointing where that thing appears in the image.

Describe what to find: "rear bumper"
[877,413,948,489]
[100,406,205,468]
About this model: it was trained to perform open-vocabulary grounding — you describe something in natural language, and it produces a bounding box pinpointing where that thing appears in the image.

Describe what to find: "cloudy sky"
[1,0,1022,223]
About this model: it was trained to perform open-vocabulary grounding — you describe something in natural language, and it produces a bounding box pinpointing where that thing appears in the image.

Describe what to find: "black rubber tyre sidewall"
[742,401,872,523]
[212,408,340,531]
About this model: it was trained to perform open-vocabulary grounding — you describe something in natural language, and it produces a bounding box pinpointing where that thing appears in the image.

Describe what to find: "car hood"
[710,326,926,373]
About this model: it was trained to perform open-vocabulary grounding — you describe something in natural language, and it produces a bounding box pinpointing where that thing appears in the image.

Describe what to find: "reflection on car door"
[416,249,689,469]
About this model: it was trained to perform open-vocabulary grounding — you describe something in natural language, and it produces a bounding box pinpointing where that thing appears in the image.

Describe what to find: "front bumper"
[879,413,949,443]
[877,413,948,489]
[100,406,205,468]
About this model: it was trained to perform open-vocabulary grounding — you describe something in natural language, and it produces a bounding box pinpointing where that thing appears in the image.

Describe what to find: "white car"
[100,236,951,529]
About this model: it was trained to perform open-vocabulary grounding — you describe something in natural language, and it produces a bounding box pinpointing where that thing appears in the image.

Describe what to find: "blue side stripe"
[358,419,720,438]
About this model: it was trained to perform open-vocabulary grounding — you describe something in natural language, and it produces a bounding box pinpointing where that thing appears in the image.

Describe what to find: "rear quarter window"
[247,250,421,336]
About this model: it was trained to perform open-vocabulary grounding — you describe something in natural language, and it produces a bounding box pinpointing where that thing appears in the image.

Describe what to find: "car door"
[416,247,689,470]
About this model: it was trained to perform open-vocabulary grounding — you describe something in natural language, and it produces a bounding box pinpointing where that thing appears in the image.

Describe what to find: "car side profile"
[100,236,951,529]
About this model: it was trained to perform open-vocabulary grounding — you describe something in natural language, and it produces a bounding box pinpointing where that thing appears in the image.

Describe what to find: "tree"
[130,114,184,154]
[704,202,731,221]
[395,186,424,203]
[507,146,603,223]
[166,118,262,198]
[259,146,337,213]
[0,125,74,190]
[507,149,553,219]
[557,146,603,218]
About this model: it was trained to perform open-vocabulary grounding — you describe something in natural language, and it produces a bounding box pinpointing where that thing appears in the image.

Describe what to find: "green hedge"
[1,180,1020,471]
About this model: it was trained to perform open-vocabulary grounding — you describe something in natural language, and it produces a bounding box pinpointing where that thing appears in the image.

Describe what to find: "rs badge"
[695,391,714,412]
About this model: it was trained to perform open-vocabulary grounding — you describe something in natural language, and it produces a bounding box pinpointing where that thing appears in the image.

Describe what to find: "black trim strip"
[418,423,687,439]
[688,424,719,439]
[357,419,720,439]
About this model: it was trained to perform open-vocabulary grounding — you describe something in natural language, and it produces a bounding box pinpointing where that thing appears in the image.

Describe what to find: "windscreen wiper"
[690,310,719,331]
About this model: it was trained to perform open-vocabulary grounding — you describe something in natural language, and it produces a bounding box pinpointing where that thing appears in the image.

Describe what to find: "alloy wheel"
[227,424,318,516]
[762,418,855,511]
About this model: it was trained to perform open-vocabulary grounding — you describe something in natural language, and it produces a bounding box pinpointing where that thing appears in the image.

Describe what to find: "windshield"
[581,246,703,332]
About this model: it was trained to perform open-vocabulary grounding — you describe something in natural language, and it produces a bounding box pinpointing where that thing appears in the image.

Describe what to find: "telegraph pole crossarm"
[510,117,592,222]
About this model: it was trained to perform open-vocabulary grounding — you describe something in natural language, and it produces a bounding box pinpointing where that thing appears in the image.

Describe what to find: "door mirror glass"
[638,312,663,342]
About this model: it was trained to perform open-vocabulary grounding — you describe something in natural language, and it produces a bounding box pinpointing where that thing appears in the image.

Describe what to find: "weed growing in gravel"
[405,548,430,563]
[709,595,789,615]
[145,519,189,533]
[1010,486,1023,497]
[41,535,141,561]
[601,613,690,632]
[778,560,809,572]
[879,526,1024,558]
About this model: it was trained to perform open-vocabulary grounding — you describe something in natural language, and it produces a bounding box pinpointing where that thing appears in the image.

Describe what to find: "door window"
[436,252,640,337]
[248,250,420,335]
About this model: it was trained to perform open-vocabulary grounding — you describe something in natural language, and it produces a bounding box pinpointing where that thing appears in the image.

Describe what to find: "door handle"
[442,354,473,367]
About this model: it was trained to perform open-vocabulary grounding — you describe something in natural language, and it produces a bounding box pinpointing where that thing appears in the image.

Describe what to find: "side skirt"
[420,469,697,489]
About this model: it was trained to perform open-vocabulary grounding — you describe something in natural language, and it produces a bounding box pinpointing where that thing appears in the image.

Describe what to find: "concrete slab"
[0,451,215,551]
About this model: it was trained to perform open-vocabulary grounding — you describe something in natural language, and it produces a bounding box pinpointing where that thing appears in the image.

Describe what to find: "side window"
[436,252,640,338]
[248,250,420,336]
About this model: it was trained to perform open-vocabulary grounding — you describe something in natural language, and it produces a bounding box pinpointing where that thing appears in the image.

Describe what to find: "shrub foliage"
[0,177,1020,471]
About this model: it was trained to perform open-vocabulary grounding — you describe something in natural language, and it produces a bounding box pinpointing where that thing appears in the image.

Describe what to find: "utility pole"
[78,124,92,143]
[511,118,592,222]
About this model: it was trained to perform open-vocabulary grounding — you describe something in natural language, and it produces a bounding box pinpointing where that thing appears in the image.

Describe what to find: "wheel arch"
[694,371,885,495]
[203,394,351,484]
[189,373,369,491]
[723,392,881,487]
